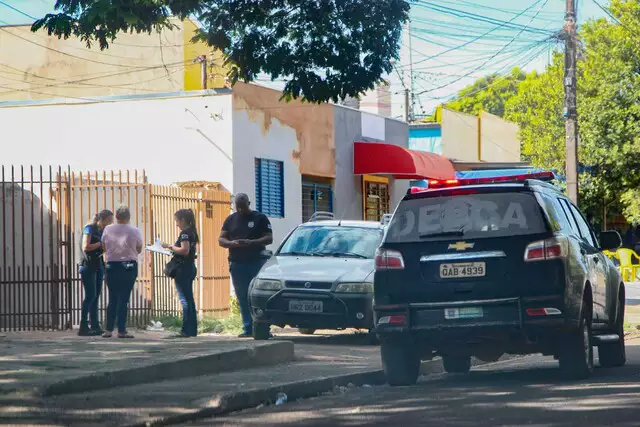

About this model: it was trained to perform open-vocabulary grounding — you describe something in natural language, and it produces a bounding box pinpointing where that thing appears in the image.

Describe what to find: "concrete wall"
[231,83,327,248]
[409,124,442,154]
[333,107,409,221]
[334,106,364,221]
[441,108,479,162]
[0,19,225,102]
[0,91,234,188]
[385,119,411,211]
[480,111,520,162]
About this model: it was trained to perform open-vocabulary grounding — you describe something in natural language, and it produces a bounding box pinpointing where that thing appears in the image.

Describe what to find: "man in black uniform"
[219,193,273,337]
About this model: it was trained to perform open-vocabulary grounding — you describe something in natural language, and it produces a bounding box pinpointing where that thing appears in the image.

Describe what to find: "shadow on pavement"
[207,354,640,427]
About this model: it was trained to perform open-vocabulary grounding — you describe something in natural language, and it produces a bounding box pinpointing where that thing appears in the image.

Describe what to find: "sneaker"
[90,325,104,335]
[102,331,113,338]
[77,322,97,337]
[118,331,135,339]
[237,332,252,338]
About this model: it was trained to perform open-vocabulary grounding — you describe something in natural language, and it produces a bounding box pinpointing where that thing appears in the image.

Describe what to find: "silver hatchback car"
[249,212,389,342]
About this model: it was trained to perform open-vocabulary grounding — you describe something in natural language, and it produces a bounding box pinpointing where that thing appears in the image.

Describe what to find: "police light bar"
[408,171,556,195]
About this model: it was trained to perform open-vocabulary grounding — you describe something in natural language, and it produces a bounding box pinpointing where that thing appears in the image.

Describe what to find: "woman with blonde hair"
[101,205,143,338]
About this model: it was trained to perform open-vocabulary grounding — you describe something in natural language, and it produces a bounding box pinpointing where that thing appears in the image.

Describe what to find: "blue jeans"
[105,262,138,333]
[175,262,198,337]
[79,263,103,329]
[230,260,266,334]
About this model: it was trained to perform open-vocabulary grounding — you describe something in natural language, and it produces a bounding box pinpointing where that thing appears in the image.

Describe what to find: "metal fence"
[0,166,231,331]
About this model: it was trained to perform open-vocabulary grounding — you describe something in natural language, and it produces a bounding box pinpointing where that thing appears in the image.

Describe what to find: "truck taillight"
[375,248,405,270]
[524,237,568,262]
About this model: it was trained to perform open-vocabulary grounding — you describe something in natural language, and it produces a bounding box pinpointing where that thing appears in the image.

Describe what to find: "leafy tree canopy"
[505,0,640,221]
[446,68,526,117]
[31,0,411,103]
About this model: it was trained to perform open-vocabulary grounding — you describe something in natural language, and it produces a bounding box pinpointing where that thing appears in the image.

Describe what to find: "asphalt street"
[188,339,640,427]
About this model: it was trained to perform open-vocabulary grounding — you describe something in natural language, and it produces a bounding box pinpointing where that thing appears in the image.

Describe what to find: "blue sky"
[1,0,607,116]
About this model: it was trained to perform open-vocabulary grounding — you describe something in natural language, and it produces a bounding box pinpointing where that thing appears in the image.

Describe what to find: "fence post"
[146,180,156,320]
[198,192,204,320]
[64,168,73,329]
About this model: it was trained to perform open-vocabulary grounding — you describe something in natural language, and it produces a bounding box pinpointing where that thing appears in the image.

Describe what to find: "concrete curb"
[131,355,519,427]
[41,341,294,397]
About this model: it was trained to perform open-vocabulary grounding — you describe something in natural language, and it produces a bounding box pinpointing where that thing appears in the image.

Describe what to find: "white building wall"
[0,92,234,188]
[231,99,302,250]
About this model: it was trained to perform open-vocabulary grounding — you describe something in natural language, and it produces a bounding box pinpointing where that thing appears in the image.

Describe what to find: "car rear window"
[386,191,548,243]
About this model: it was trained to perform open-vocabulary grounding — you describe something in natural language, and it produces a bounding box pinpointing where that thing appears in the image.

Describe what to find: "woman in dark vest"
[79,209,114,336]
[163,209,199,337]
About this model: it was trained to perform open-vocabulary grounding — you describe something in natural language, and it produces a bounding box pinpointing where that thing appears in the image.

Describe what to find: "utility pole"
[196,55,208,90]
[404,89,410,123]
[408,18,415,123]
[564,0,578,204]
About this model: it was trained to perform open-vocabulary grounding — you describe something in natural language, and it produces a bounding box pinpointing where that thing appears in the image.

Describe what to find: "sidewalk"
[0,327,513,427]
[0,330,293,396]
[0,329,384,426]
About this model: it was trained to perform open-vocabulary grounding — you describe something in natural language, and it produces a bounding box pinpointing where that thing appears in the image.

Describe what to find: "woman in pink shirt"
[101,205,143,338]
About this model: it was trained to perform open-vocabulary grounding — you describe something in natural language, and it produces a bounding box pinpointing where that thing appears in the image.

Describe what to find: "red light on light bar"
[410,187,429,194]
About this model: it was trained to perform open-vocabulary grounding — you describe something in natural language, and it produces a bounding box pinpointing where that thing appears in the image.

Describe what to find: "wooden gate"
[0,166,231,331]
[150,185,231,318]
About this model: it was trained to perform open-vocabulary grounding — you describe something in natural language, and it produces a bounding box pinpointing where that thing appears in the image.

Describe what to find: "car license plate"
[440,262,486,279]
[288,300,323,313]
[444,307,484,320]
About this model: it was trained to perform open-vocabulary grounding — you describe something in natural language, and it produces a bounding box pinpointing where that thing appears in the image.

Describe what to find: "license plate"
[288,300,323,313]
[440,262,486,278]
[444,307,484,320]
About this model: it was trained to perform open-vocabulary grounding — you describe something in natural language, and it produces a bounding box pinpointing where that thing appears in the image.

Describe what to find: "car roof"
[405,180,563,201]
[297,220,385,229]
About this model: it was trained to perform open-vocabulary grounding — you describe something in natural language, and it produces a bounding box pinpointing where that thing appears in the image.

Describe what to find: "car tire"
[559,305,593,379]
[366,328,380,345]
[298,328,315,335]
[253,322,271,340]
[599,293,626,368]
[442,355,471,374]
[381,339,420,386]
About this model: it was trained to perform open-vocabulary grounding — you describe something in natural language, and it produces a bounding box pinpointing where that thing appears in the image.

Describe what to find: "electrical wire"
[408,0,549,68]
[415,0,552,96]
[0,0,37,20]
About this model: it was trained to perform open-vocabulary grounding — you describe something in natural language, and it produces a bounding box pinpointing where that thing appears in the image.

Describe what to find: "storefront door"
[362,175,390,222]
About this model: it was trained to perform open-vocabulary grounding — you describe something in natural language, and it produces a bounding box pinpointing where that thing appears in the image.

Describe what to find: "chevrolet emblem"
[448,241,474,251]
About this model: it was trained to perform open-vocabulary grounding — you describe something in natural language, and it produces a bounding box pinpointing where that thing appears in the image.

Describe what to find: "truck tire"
[599,293,626,368]
[559,306,593,379]
[298,328,315,335]
[442,355,471,374]
[381,339,420,386]
[253,322,271,340]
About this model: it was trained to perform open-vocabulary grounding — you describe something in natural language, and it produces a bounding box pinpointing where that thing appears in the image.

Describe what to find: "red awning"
[353,141,455,180]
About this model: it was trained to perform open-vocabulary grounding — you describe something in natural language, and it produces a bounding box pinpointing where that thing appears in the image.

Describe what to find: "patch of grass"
[153,297,244,335]
[154,313,243,335]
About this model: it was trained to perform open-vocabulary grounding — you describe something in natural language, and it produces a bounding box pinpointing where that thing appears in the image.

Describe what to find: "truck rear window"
[386,192,547,243]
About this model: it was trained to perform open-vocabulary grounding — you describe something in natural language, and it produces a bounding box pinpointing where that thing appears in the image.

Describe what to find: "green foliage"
[446,68,526,117]
[156,311,243,335]
[32,0,411,103]
[503,0,640,220]
[621,190,640,225]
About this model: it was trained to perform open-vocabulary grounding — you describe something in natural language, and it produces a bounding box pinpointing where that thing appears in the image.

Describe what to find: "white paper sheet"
[145,238,172,256]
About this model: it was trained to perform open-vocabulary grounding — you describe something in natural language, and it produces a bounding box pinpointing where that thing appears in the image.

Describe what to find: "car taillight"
[375,248,405,270]
[524,237,567,262]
